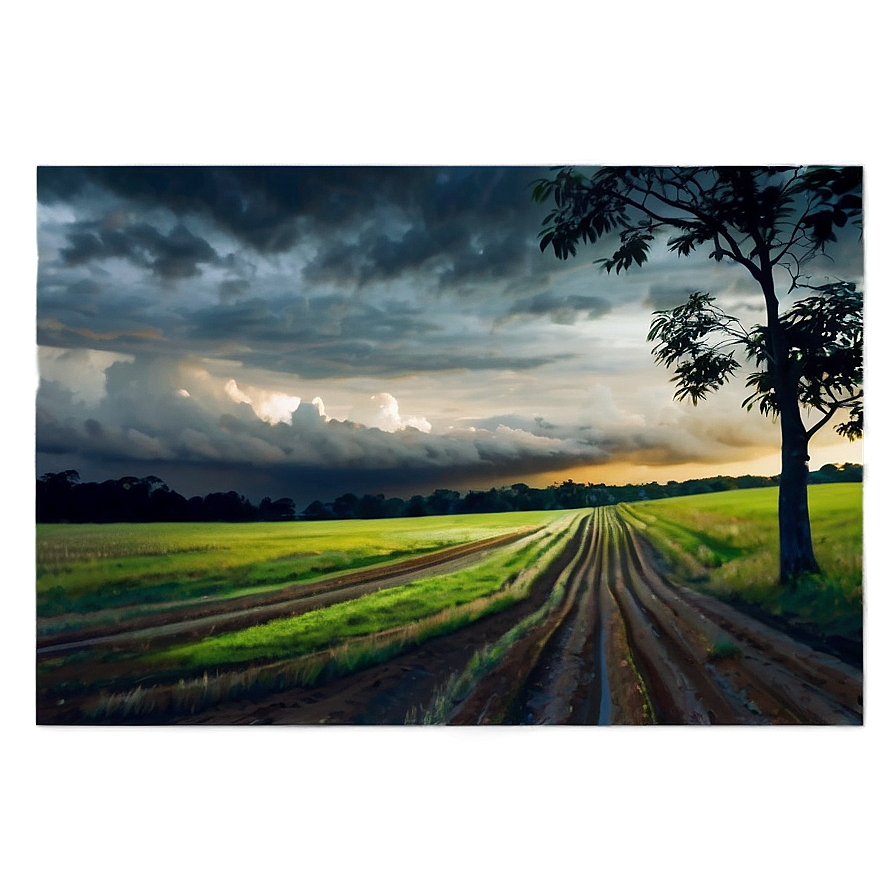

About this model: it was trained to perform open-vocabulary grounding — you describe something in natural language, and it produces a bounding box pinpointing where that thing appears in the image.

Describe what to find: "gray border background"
[9,3,890,894]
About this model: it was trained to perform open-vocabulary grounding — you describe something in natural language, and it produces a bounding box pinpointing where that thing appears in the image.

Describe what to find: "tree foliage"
[533,166,861,291]
[646,283,863,438]
[532,165,863,581]
[743,280,863,439]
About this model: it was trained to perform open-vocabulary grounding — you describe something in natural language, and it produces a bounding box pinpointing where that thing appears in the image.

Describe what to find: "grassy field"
[618,483,862,641]
[36,511,560,620]
[156,511,582,670]
[72,510,586,721]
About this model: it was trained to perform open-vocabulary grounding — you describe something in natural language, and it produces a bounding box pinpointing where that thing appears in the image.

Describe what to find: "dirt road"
[185,507,861,725]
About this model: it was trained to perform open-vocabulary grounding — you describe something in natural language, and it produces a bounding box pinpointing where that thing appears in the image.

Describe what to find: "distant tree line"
[37,463,861,524]
[301,464,860,520]
[36,471,296,523]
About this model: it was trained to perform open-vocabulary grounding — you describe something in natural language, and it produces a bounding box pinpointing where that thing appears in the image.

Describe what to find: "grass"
[707,639,742,661]
[36,511,560,619]
[155,512,581,671]
[83,511,587,721]
[619,483,862,641]
[407,511,596,724]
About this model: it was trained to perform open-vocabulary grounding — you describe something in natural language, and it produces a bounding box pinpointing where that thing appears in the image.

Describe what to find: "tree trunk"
[757,268,821,583]
[777,393,820,583]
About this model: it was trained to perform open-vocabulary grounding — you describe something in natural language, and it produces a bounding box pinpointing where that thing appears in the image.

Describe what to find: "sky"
[35,165,864,506]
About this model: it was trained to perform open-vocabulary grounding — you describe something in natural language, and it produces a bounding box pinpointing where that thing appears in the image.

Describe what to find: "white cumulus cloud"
[371,392,432,433]
[224,378,301,425]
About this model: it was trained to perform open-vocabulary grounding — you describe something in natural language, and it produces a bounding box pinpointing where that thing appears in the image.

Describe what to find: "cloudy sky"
[35,166,864,506]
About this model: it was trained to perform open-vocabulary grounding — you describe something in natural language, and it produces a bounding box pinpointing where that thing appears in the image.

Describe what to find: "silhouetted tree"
[37,470,80,520]
[203,490,254,521]
[426,489,461,515]
[404,495,427,517]
[358,494,387,519]
[332,493,360,519]
[534,166,863,582]
[302,500,332,521]
[260,496,297,520]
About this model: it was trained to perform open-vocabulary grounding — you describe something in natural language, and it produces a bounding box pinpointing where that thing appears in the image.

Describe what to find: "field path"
[494,507,862,725]
[184,507,861,725]
[39,509,862,724]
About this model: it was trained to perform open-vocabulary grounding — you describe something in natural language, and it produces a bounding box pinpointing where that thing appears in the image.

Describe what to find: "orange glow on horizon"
[524,440,864,489]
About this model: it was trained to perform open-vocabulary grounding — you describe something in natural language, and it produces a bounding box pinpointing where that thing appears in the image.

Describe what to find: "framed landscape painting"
[36,166,863,725]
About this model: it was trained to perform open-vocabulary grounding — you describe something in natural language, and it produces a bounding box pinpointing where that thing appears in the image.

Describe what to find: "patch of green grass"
[706,639,742,661]
[620,483,862,640]
[154,514,580,671]
[36,512,562,619]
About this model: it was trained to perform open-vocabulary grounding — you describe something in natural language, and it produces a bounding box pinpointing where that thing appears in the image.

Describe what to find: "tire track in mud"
[506,504,707,725]
[605,510,759,724]
[425,511,598,725]
[617,520,862,724]
[477,506,861,726]
[506,511,602,724]
[457,507,648,725]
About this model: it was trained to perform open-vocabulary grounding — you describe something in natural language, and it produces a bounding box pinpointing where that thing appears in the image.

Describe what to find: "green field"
[36,511,562,621]
[37,491,863,723]
[156,511,583,670]
[56,510,586,721]
[619,483,862,641]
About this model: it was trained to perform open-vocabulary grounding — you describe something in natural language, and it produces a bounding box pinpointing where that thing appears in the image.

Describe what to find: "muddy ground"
[38,509,862,725]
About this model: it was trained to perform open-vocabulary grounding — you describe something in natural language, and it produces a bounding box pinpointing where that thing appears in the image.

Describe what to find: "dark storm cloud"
[302,220,469,286]
[64,277,105,299]
[183,298,300,343]
[181,294,440,352]
[207,340,567,380]
[39,166,543,248]
[34,354,616,501]
[643,281,708,310]
[496,292,613,325]
[39,166,554,292]
[35,349,790,505]
[439,228,535,288]
[296,167,553,290]
[175,295,568,377]
[40,167,306,253]
[218,278,251,302]
[36,280,570,378]
[59,219,222,279]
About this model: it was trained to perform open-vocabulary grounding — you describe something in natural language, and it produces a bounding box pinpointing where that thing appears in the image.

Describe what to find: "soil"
[38,509,863,725]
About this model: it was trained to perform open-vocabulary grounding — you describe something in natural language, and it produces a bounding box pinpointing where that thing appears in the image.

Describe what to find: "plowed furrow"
[603,510,724,724]
[523,511,602,724]
[619,519,862,725]
[608,512,765,724]
[594,508,653,724]
[449,512,599,724]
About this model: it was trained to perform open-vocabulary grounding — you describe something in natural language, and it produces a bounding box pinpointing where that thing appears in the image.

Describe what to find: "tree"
[37,470,80,521]
[302,499,332,521]
[260,496,297,521]
[332,492,360,519]
[403,495,428,517]
[533,167,863,582]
